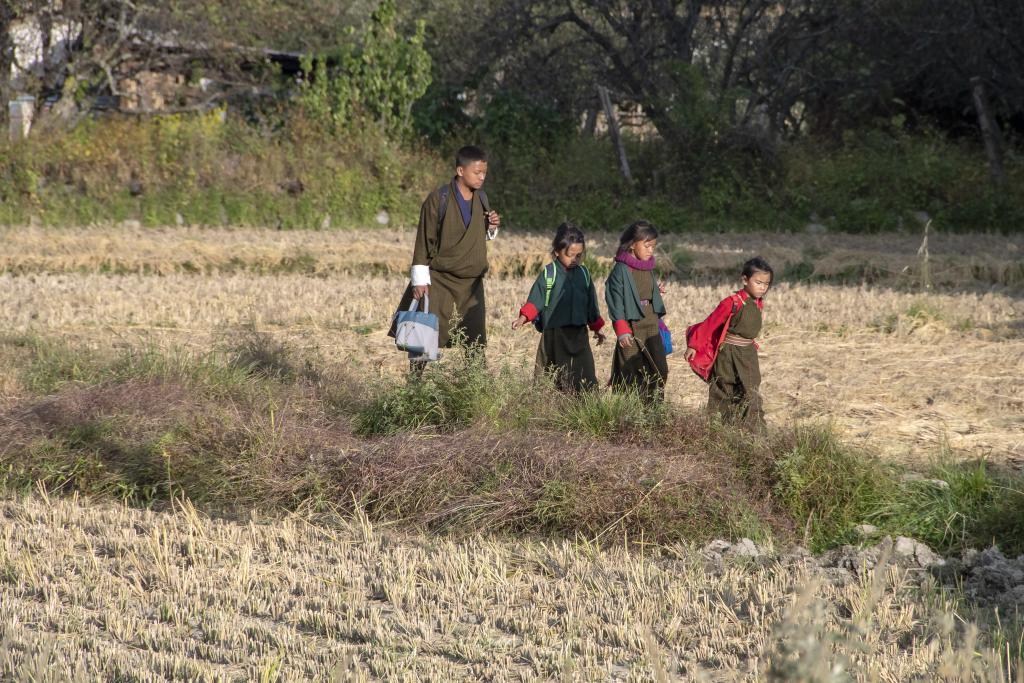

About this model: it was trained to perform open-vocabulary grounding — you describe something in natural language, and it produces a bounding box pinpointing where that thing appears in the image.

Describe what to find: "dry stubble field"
[1,491,1004,681]
[1,224,1023,681]
[2,225,1022,465]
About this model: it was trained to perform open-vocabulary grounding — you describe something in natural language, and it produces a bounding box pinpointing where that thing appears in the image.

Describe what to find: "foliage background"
[1,0,1022,231]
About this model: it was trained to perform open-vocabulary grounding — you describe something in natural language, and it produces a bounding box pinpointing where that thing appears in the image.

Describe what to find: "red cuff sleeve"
[519,302,539,321]
[613,320,632,337]
[589,317,605,332]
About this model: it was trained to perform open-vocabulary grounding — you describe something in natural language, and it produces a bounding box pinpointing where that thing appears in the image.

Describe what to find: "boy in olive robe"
[684,257,774,433]
[389,146,500,349]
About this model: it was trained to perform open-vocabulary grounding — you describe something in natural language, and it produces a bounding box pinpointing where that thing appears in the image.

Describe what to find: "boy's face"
[556,243,584,270]
[742,270,772,298]
[456,160,488,190]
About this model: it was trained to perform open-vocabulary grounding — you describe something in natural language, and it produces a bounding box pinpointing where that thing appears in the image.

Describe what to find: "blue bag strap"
[407,293,429,314]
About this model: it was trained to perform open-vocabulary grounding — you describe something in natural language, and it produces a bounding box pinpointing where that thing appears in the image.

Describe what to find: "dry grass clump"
[1,492,1018,681]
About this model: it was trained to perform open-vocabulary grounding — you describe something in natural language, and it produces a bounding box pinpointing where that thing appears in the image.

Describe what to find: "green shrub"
[773,424,899,551]
[355,340,500,435]
[298,0,431,138]
[781,129,1024,233]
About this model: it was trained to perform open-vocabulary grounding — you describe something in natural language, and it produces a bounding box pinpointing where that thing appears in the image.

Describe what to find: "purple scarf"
[615,250,655,271]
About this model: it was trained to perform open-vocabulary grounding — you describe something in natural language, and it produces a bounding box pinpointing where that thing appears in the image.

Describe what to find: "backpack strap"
[439,185,489,233]
[543,262,557,307]
[436,185,450,234]
[580,264,591,288]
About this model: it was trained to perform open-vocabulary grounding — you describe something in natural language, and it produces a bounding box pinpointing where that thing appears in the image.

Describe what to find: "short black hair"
[617,219,659,253]
[456,145,487,168]
[551,222,586,256]
[742,256,774,282]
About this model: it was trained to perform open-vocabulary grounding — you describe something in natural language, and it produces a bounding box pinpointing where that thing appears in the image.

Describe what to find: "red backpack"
[685,291,754,382]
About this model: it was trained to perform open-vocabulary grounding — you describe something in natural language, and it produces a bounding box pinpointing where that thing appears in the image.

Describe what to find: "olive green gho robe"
[389,180,491,348]
[605,262,669,401]
[708,296,765,432]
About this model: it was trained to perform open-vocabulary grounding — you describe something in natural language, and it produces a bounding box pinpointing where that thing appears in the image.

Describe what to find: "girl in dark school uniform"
[605,220,670,401]
[512,223,606,391]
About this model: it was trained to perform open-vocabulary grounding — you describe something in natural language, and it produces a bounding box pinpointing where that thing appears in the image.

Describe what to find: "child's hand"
[683,347,696,361]
[512,314,528,330]
[617,333,634,349]
[658,282,667,296]
[594,330,607,346]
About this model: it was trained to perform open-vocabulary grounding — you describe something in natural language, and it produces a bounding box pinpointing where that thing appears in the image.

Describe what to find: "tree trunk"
[598,85,633,185]
[0,4,15,126]
[582,107,597,137]
[970,76,1007,189]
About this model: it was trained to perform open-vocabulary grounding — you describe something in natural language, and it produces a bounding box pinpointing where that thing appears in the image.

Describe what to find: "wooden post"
[970,76,1006,189]
[582,107,597,137]
[597,85,633,185]
[916,219,932,291]
[9,95,35,140]
[0,5,13,127]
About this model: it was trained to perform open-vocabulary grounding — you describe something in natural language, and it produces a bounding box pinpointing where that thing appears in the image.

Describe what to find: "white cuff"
[411,264,431,286]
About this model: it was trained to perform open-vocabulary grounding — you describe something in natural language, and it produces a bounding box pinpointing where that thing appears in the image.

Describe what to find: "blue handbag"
[394,294,439,360]
[658,319,673,354]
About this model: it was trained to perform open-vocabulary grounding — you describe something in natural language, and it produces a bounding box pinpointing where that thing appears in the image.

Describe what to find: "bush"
[781,129,1024,233]
[354,342,505,435]
[0,109,443,228]
[871,460,1024,555]
[773,424,899,551]
[553,387,667,440]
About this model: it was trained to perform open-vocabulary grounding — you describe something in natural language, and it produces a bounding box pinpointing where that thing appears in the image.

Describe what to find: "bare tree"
[3,0,380,122]
[0,1,15,123]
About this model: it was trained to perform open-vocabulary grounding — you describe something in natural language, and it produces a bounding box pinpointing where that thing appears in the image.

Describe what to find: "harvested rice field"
[1,225,1021,466]
[2,225,1023,681]
[0,491,1015,681]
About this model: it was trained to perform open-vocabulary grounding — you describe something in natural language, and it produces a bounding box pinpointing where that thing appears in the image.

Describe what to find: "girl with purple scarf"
[604,220,669,400]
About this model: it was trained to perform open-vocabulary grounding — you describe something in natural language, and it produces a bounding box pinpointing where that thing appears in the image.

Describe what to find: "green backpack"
[534,262,590,331]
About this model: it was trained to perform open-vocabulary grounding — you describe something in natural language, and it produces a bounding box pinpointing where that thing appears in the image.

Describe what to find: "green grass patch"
[553,387,668,440]
[772,424,1024,555]
[773,424,900,552]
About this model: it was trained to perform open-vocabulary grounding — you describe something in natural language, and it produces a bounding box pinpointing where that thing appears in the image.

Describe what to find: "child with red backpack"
[513,223,606,391]
[684,257,773,432]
